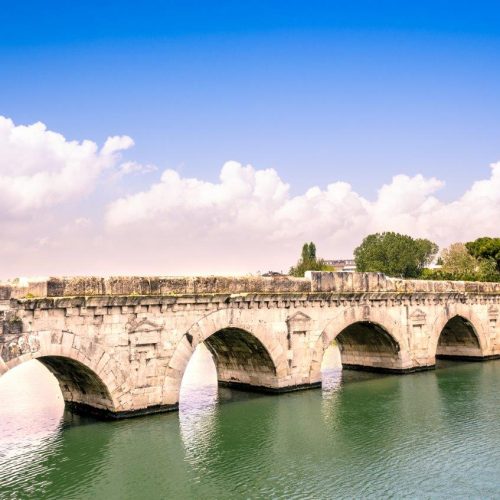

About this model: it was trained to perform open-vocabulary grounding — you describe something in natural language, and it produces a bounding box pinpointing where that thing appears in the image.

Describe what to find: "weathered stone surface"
[307,271,500,294]
[0,272,499,419]
[1,274,312,297]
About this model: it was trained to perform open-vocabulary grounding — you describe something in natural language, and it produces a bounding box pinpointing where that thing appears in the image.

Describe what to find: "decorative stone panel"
[286,312,312,368]
[409,308,427,340]
[488,305,498,337]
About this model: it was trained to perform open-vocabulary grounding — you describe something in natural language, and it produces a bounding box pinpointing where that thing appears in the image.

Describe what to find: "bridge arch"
[430,309,488,361]
[0,331,122,416]
[310,309,407,383]
[163,308,288,405]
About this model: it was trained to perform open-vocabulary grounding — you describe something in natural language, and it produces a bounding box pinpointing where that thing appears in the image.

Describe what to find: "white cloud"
[0,115,499,277]
[0,116,133,213]
[113,161,158,179]
[105,160,500,268]
[106,161,291,230]
[100,135,134,156]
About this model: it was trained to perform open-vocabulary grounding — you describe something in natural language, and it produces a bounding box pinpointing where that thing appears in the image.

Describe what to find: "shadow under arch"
[204,327,279,391]
[165,310,289,406]
[2,351,118,418]
[37,356,115,415]
[435,315,485,360]
[310,316,406,385]
[336,321,401,370]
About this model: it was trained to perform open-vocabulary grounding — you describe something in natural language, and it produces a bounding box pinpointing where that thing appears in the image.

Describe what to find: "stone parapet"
[2,275,311,298]
[1,272,499,299]
[307,272,500,294]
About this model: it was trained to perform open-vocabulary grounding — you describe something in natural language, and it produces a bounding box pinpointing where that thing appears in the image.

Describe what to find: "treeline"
[422,238,500,282]
[288,233,500,282]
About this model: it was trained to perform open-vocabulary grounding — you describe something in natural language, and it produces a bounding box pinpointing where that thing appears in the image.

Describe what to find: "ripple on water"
[1,358,500,499]
[0,362,65,499]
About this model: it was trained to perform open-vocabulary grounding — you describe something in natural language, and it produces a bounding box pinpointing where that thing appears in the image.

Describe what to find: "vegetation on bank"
[289,234,500,282]
[354,232,438,278]
[422,237,500,282]
[289,242,332,277]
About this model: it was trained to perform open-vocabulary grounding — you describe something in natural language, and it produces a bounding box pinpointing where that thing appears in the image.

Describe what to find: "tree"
[440,243,479,279]
[354,232,438,278]
[301,242,317,262]
[423,241,500,282]
[289,242,330,277]
[476,258,499,281]
[465,237,500,272]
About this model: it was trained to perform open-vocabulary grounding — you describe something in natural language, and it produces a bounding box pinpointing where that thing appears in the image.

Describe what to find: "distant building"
[324,259,356,272]
[262,271,285,277]
[426,263,443,270]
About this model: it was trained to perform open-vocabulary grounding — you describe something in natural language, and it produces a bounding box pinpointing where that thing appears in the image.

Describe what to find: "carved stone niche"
[409,309,426,325]
[488,305,499,318]
[286,311,311,345]
[362,305,371,320]
[126,317,164,362]
[285,311,312,367]
[488,305,498,333]
[409,309,426,337]
[286,311,312,335]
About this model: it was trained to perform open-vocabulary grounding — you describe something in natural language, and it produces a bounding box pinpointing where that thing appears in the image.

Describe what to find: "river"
[1,347,499,499]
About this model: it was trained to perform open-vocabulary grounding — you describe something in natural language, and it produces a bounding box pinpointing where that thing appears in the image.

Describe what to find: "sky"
[1,1,499,277]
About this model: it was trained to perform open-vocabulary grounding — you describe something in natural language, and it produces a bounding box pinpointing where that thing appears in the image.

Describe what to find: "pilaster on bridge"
[0,272,499,419]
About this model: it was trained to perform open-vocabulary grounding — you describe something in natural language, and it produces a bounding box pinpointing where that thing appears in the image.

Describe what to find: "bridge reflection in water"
[2,350,500,498]
[0,340,344,454]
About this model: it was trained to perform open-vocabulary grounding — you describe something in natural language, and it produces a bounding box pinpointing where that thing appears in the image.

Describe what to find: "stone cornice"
[10,290,500,312]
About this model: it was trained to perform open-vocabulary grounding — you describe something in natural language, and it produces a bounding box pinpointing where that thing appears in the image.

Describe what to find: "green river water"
[1,354,499,499]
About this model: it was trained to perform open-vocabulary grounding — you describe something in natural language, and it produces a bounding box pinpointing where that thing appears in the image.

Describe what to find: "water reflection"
[320,341,343,424]
[321,368,343,396]
[0,362,64,473]
[0,362,63,498]
[179,344,219,465]
[320,368,343,426]
[0,362,117,499]
[1,346,500,498]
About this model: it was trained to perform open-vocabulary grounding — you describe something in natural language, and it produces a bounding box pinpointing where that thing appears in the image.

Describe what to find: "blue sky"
[1,1,500,276]
[2,1,500,198]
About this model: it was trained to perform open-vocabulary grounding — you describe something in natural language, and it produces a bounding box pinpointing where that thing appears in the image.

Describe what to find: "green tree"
[301,242,317,262]
[477,258,499,281]
[465,237,500,272]
[289,242,330,277]
[422,241,500,282]
[354,232,438,278]
[440,243,479,279]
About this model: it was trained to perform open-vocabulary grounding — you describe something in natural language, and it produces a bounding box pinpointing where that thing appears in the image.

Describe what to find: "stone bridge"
[0,272,499,419]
